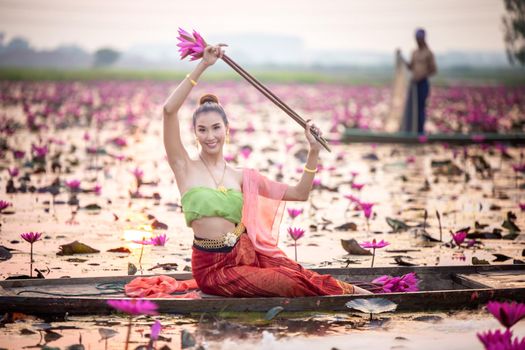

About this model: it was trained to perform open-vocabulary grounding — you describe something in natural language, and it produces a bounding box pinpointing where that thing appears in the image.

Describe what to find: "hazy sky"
[0,0,508,53]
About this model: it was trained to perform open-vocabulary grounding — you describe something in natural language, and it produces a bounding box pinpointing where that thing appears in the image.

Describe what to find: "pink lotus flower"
[361,239,389,267]
[520,203,525,212]
[93,184,102,195]
[13,150,25,159]
[313,178,322,187]
[372,272,420,293]
[0,200,11,212]
[65,179,81,192]
[487,301,525,329]
[361,239,389,249]
[131,168,144,182]
[83,131,90,141]
[287,208,303,220]
[418,135,428,143]
[7,167,19,177]
[287,227,305,262]
[344,194,360,204]
[406,155,416,163]
[149,234,168,246]
[31,144,48,157]
[21,231,42,277]
[512,164,525,173]
[477,329,525,350]
[240,147,252,160]
[351,183,365,191]
[21,231,42,243]
[112,137,127,147]
[287,227,305,241]
[359,202,374,219]
[452,228,469,246]
[177,28,207,61]
[107,299,158,316]
[350,171,359,178]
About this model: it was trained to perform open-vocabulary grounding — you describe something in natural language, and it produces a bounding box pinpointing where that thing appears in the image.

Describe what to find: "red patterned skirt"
[191,233,355,297]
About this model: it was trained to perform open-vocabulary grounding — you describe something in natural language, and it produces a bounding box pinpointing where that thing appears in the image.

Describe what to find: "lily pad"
[341,239,372,255]
[57,241,100,256]
[346,298,398,315]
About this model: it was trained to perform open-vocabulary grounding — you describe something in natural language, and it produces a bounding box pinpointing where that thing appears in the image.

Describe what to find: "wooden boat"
[340,128,525,144]
[0,265,523,315]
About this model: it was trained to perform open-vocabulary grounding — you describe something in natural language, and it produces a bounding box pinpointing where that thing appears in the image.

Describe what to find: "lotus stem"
[125,315,132,350]
[138,237,145,266]
[29,243,33,277]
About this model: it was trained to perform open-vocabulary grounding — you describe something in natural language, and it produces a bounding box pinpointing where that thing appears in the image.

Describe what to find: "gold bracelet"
[304,165,318,173]
[185,74,197,86]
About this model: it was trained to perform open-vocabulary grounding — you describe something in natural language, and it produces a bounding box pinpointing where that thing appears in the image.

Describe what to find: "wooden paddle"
[220,54,331,152]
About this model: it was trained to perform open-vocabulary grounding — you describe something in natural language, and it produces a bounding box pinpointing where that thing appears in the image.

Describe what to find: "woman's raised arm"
[162,45,225,169]
[282,120,322,201]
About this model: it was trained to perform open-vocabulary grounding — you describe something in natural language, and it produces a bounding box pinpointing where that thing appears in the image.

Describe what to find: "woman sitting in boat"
[162,44,371,297]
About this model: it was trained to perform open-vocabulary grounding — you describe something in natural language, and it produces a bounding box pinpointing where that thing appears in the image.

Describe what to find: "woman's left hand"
[305,119,322,152]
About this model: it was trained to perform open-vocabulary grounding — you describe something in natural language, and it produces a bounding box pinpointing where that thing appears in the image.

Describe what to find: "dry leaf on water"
[341,239,372,255]
[56,241,100,256]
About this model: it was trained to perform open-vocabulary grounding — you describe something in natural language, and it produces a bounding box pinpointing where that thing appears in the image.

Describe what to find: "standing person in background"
[401,28,437,135]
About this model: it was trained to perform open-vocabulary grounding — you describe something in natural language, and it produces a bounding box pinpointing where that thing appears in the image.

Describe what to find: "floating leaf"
[492,254,512,262]
[151,219,168,230]
[334,222,357,231]
[265,306,284,321]
[472,257,490,265]
[57,241,100,256]
[341,239,372,255]
[44,330,63,343]
[98,327,118,340]
[0,246,12,261]
[83,203,102,211]
[345,298,397,314]
[413,315,443,322]
[107,247,131,253]
[394,256,416,266]
[386,217,410,232]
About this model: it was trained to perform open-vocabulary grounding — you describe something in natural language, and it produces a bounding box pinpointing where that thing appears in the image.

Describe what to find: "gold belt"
[193,222,246,249]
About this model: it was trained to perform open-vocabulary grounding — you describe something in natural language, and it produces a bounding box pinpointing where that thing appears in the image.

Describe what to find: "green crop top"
[181,186,243,227]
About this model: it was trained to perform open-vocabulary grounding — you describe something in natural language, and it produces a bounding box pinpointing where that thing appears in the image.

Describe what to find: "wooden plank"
[340,129,525,145]
[0,287,523,315]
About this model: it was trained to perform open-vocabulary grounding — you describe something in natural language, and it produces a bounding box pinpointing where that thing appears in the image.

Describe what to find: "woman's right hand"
[202,44,227,67]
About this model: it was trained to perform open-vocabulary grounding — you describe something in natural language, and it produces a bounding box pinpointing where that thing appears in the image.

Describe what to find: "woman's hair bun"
[199,94,220,105]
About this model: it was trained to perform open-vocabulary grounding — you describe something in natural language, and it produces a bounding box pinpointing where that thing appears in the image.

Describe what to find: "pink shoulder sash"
[241,168,288,258]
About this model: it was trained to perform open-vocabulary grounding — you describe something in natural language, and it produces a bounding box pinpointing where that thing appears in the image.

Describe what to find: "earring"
[226,130,230,145]
[195,136,200,149]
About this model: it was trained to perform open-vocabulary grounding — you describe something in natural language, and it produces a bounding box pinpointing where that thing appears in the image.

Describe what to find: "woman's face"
[194,111,227,154]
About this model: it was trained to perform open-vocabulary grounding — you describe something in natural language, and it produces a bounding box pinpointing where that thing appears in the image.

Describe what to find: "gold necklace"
[199,155,228,193]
